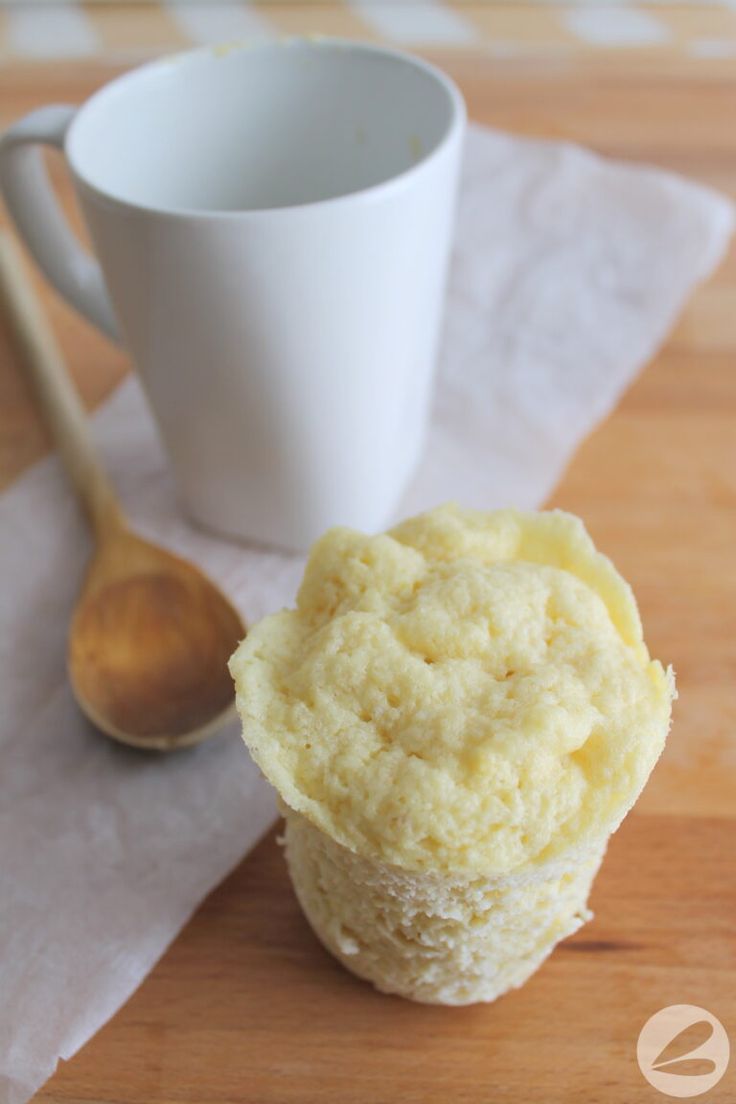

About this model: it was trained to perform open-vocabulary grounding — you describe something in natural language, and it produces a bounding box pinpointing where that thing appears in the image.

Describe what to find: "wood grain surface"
[1,43,734,1104]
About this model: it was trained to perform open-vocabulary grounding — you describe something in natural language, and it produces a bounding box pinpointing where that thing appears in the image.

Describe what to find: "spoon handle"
[0,230,124,538]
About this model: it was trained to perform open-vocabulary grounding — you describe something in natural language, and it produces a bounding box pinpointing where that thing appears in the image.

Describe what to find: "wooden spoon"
[0,232,246,750]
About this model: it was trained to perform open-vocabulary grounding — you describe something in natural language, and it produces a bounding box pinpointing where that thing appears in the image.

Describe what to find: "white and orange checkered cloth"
[0,2,735,64]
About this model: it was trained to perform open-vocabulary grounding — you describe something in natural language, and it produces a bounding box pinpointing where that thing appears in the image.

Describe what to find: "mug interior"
[68,40,460,213]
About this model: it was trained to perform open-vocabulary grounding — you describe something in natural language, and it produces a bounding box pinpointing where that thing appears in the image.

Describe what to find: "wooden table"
[2,37,735,1104]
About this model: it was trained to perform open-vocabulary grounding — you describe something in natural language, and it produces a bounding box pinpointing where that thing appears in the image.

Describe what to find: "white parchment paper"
[1,124,732,1104]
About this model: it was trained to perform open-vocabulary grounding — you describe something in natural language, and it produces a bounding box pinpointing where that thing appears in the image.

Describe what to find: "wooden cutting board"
[1,45,734,1104]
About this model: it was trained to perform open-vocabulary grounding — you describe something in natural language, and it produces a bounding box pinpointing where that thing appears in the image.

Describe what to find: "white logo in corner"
[637,1004,730,1098]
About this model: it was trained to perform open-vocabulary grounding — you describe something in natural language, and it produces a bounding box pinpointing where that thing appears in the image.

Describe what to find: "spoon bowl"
[69,528,245,750]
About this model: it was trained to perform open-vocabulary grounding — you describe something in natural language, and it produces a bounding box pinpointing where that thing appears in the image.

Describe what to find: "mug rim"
[66,37,466,221]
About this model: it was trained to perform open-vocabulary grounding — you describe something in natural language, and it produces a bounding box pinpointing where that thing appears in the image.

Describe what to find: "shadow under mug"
[0,39,465,552]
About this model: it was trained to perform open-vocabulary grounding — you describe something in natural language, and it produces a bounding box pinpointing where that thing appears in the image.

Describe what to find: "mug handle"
[0,104,119,341]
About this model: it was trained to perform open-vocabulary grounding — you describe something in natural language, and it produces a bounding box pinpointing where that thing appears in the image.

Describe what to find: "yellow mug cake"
[229,506,674,1004]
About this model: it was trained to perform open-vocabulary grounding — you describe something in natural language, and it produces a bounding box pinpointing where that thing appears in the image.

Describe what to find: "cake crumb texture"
[284,807,606,1005]
[230,505,674,877]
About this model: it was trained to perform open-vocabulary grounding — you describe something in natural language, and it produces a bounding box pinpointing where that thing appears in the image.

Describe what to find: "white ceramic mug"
[0,39,465,551]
